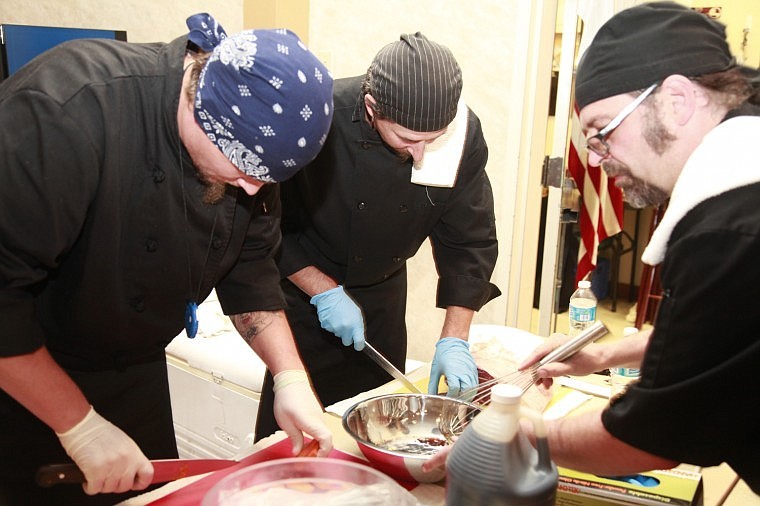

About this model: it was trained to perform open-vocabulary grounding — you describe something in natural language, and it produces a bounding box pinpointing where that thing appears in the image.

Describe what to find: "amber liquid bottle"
[446,384,558,505]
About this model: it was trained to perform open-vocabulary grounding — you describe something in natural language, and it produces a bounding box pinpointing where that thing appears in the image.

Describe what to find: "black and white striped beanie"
[367,32,462,132]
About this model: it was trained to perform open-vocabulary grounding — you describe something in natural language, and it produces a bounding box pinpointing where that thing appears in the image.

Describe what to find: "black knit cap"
[367,32,462,132]
[575,1,736,109]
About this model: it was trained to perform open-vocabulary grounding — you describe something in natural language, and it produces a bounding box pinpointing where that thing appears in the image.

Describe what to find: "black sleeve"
[0,89,101,355]
[430,111,501,310]
[602,220,760,471]
[215,184,287,314]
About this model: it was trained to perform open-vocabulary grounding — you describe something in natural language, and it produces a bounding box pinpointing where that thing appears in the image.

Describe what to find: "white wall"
[0,1,243,43]
[308,1,526,361]
[1,0,542,364]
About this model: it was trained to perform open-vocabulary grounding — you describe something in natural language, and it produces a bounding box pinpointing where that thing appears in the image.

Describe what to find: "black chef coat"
[0,35,285,504]
[255,76,501,440]
[603,183,760,493]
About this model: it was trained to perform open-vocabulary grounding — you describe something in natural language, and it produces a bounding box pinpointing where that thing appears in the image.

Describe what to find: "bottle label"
[610,367,640,377]
[569,305,596,323]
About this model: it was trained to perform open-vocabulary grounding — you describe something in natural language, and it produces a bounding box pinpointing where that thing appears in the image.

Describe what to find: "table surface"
[316,368,747,506]
[121,364,750,505]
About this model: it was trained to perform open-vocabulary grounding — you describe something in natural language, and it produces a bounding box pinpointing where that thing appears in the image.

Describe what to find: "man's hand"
[272,370,333,457]
[310,286,366,351]
[422,440,454,473]
[56,406,153,495]
[518,333,609,389]
[427,337,478,398]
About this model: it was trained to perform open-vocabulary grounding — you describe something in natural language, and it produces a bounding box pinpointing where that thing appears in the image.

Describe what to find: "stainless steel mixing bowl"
[342,393,481,483]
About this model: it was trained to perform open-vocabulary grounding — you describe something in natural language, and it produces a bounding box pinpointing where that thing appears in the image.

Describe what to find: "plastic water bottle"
[446,384,558,506]
[568,280,597,337]
[609,326,641,397]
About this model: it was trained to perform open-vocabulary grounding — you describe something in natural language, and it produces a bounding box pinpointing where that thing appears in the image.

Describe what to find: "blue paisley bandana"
[186,14,334,182]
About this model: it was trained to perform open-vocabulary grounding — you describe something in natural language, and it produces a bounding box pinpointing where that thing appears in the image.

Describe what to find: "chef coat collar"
[352,91,395,152]
[351,91,465,187]
[642,115,760,265]
[163,37,192,167]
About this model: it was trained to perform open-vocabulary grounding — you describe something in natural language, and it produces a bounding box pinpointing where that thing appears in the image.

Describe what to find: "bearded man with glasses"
[425,2,760,493]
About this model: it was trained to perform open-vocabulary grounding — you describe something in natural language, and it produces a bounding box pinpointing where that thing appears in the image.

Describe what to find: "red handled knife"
[36,458,238,487]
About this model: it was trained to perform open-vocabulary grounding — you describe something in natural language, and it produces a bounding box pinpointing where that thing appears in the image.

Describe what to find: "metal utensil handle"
[363,342,423,394]
[537,320,609,366]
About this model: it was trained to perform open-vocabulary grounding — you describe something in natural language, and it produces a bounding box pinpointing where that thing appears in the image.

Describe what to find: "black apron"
[0,359,177,506]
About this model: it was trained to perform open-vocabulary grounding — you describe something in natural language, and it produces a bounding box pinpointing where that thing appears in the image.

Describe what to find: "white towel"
[410,99,469,188]
[642,116,760,266]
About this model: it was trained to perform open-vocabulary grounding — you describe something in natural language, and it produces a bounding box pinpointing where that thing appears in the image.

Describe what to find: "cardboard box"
[556,466,704,506]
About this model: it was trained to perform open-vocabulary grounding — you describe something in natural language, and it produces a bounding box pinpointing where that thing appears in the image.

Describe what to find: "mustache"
[600,159,629,179]
[601,160,669,208]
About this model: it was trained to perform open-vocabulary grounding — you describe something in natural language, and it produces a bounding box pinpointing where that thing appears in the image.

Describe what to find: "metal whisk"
[457,320,609,408]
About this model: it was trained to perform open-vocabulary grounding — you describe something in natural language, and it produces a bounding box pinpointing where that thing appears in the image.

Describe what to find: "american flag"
[568,0,637,287]
[567,105,624,286]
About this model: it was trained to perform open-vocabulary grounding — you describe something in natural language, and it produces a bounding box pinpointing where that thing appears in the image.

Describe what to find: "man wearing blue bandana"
[0,13,333,504]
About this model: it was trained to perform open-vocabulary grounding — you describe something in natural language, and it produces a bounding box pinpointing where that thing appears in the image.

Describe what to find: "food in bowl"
[201,457,416,505]
[342,393,480,483]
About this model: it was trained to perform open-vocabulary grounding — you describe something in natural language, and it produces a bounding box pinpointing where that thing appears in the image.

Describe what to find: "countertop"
[120,362,749,505]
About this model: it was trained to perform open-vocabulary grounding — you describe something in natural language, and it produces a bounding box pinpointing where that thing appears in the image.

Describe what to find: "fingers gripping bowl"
[342,393,481,483]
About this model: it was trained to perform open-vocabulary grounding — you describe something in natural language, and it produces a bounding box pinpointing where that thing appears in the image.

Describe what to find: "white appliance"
[165,292,266,459]
[166,291,427,458]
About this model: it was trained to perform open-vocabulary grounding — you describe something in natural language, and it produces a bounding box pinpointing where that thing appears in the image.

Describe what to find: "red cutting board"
[149,438,416,505]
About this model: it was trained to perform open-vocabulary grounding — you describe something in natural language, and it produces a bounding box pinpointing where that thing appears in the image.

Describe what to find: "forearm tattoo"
[230,311,278,345]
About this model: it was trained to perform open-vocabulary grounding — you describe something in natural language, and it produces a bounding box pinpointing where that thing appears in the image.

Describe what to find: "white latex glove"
[56,406,153,495]
[272,370,333,457]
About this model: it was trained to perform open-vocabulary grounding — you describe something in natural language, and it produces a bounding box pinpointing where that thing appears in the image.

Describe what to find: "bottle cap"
[491,383,522,404]
[578,280,591,289]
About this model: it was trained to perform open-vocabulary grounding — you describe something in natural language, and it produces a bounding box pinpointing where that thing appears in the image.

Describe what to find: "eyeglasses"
[586,83,658,157]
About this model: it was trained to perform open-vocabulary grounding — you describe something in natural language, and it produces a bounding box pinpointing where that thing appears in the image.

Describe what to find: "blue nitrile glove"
[604,475,660,487]
[310,285,366,351]
[427,337,479,398]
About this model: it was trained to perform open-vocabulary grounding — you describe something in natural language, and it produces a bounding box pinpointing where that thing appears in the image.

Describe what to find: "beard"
[601,104,675,208]
[397,150,412,163]
[193,169,228,205]
[202,181,228,205]
[602,160,670,208]
[385,145,411,163]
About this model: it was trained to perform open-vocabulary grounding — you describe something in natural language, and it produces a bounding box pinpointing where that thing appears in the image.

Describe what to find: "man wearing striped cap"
[255,33,501,442]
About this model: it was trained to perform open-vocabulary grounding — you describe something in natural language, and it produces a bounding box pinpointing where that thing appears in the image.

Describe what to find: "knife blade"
[363,341,422,393]
[35,458,238,487]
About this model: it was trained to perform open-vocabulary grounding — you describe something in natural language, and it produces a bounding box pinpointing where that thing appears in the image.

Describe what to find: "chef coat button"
[399,204,408,213]
[130,297,145,312]
[145,239,158,252]
[361,141,371,150]
[153,169,165,183]
[357,201,367,210]
[392,256,402,263]
[353,255,363,263]
[212,237,223,249]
